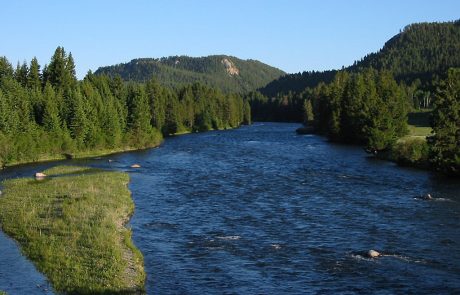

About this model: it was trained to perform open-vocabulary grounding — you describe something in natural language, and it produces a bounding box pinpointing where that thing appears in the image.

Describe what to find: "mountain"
[94,55,285,93]
[260,19,460,96]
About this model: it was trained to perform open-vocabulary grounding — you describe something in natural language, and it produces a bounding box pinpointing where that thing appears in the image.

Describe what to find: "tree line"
[248,67,459,176]
[259,19,460,109]
[0,47,251,167]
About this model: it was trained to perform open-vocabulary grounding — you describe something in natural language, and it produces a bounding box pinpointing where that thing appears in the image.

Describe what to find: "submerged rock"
[35,172,47,180]
[130,164,141,168]
[367,249,380,258]
[422,193,433,200]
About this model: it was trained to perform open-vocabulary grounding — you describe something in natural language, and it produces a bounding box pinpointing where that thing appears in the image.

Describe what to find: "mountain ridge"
[260,19,460,97]
[95,54,285,93]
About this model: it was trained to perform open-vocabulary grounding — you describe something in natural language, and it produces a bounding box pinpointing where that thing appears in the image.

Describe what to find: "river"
[1,123,459,294]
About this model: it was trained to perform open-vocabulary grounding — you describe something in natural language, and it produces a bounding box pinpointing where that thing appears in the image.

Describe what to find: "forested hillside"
[249,20,460,175]
[0,47,250,167]
[352,20,460,83]
[95,55,285,94]
[260,20,460,97]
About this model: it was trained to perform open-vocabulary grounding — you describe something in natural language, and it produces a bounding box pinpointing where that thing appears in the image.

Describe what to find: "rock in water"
[35,172,47,180]
[368,249,380,258]
[130,164,141,168]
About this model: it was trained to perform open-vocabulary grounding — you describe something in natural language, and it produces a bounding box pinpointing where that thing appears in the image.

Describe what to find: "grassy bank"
[3,141,163,169]
[0,166,145,294]
[382,111,432,168]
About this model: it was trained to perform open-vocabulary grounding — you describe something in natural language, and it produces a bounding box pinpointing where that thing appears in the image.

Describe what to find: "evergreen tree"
[28,57,42,90]
[430,68,460,175]
[243,100,252,125]
[14,61,29,87]
[44,46,66,88]
[0,57,14,80]
[42,83,61,132]
[68,89,88,148]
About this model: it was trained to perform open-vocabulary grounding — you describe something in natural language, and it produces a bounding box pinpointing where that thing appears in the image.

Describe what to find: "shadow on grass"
[408,111,431,127]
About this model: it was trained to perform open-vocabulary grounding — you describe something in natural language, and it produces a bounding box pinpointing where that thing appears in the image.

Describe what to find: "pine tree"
[302,100,312,125]
[14,61,29,87]
[44,47,66,88]
[430,68,460,175]
[68,89,88,148]
[28,57,42,89]
[42,83,61,132]
[243,100,252,125]
[0,57,14,80]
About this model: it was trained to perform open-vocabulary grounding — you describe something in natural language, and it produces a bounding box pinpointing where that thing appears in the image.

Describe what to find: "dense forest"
[0,47,250,167]
[260,20,460,97]
[306,69,409,151]
[95,55,285,94]
[250,20,460,176]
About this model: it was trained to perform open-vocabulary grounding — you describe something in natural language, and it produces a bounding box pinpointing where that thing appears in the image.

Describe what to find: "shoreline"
[295,125,435,173]
[2,143,162,170]
[1,124,247,170]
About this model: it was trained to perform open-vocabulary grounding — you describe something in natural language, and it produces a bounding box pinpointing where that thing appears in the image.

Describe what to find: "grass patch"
[405,110,433,139]
[0,166,145,294]
[407,125,432,137]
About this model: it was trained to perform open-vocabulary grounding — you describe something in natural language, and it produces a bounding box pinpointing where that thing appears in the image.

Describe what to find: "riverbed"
[1,123,459,294]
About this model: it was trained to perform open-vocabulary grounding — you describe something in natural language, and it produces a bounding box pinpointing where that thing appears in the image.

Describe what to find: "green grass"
[407,125,432,137]
[4,144,162,168]
[398,111,433,143]
[0,166,145,294]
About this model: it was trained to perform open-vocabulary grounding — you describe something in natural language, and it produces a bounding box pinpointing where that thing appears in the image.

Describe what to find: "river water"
[1,123,459,294]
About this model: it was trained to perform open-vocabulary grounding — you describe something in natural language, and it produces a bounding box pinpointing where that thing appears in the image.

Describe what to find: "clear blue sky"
[1,0,458,79]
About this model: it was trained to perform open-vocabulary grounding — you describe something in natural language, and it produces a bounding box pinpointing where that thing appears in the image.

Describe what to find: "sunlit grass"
[407,125,432,137]
[0,166,145,294]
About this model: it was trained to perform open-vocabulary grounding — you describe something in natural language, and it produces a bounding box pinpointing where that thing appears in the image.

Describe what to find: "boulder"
[130,164,141,168]
[35,172,47,179]
[367,249,380,258]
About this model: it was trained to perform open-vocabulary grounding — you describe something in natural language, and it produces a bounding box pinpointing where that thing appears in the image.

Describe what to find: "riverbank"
[0,166,145,294]
[295,117,434,171]
[2,142,163,169]
[2,124,247,169]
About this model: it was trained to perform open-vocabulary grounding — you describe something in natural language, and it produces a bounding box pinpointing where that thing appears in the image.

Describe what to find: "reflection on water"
[1,123,459,294]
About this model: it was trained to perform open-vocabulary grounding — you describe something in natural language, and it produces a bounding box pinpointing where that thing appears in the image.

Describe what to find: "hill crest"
[95,54,285,93]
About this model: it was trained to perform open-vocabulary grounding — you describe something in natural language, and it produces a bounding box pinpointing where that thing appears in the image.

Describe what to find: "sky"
[1,0,459,79]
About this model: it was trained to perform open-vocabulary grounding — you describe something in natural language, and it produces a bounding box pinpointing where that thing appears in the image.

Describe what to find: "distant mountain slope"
[351,20,460,81]
[95,55,285,93]
[260,19,460,96]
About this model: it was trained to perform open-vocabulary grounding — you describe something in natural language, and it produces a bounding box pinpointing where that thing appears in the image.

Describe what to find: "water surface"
[1,123,459,294]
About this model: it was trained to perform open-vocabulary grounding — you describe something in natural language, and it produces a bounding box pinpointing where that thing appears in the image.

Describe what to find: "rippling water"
[1,123,460,294]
